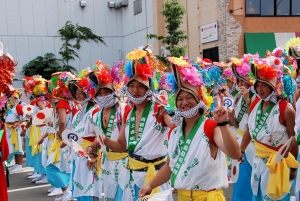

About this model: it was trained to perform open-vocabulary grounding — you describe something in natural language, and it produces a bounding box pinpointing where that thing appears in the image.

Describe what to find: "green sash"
[99,107,116,151]
[128,101,152,153]
[0,130,3,144]
[252,101,275,140]
[171,116,204,187]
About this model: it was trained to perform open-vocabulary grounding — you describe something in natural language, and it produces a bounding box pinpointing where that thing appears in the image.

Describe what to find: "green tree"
[147,0,188,62]
[22,53,62,79]
[58,21,106,71]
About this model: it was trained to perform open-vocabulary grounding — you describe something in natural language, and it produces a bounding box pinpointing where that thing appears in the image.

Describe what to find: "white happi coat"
[233,94,255,165]
[124,101,171,197]
[42,114,55,167]
[294,97,300,196]
[71,104,102,198]
[45,100,73,173]
[4,104,25,154]
[168,118,228,190]
[248,100,290,200]
[95,102,131,200]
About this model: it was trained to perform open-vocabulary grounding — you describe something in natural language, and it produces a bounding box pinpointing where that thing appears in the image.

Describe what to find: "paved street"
[7,158,233,201]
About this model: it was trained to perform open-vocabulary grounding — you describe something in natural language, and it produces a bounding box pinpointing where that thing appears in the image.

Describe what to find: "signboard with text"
[200,21,218,43]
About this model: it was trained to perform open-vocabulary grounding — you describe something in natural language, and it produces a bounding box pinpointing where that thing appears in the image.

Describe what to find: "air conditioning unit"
[161,46,170,57]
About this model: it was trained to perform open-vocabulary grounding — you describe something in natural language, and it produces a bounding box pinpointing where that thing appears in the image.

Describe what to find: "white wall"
[0,0,155,87]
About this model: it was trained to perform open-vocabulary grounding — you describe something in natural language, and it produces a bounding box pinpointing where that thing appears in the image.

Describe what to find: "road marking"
[9,167,34,174]
[8,184,51,193]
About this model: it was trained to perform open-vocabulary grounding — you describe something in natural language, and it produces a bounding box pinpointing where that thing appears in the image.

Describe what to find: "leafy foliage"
[58,21,106,68]
[22,21,106,78]
[147,0,188,61]
[22,53,66,79]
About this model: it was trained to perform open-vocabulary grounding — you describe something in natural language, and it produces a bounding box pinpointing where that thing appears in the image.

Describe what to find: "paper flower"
[236,63,250,76]
[167,56,191,67]
[126,48,147,60]
[180,66,202,86]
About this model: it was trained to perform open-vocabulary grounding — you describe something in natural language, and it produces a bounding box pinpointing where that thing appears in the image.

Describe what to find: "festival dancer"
[0,120,9,201]
[101,46,175,201]
[68,72,102,201]
[4,90,26,173]
[287,39,300,201]
[228,55,258,201]
[0,40,17,201]
[88,61,132,200]
[240,54,299,201]
[45,72,75,200]
[139,56,242,201]
[22,75,49,183]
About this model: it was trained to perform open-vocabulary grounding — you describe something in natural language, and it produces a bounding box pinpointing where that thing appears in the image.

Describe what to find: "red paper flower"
[136,63,153,80]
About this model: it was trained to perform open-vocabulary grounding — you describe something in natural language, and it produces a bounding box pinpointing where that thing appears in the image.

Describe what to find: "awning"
[244,32,300,56]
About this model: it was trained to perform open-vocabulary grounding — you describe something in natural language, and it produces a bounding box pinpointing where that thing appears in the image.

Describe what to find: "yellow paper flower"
[167,56,190,67]
[230,57,242,66]
[126,48,147,60]
[285,37,300,53]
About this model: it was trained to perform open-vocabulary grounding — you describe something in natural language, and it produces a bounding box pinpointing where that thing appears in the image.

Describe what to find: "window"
[245,0,300,16]
[246,0,260,15]
[292,0,300,15]
[261,0,274,15]
[276,0,290,15]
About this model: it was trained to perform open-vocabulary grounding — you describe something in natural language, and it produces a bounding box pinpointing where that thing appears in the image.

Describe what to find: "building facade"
[153,0,300,62]
[0,0,157,87]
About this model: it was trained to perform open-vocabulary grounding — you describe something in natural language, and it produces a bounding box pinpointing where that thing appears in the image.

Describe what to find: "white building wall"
[0,0,155,87]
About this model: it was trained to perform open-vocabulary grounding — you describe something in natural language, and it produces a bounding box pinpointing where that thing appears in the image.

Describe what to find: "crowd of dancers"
[1,37,300,201]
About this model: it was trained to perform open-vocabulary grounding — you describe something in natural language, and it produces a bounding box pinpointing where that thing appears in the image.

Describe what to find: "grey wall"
[0,0,155,87]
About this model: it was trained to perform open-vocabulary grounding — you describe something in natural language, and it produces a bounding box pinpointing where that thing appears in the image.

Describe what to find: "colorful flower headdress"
[195,57,213,68]
[167,56,213,109]
[124,45,157,89]
[252,52,296,100]
[23,75,47,96]
[223,66,236,83]
[231,54,257,86]
[49,72,75,100]
[286,37,300,60]
[0,42,17,110]
[68,68,95,100]
[88,60,124,97]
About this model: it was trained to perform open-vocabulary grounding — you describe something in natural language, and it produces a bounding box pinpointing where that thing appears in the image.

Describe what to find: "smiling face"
[127,80,148,98]
[176,90,198,112]
[255,81,273,99]
[96,88,113,98]
[75,88,87,101]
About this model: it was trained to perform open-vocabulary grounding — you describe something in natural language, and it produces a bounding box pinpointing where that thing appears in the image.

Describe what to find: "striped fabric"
[245,32,300,56]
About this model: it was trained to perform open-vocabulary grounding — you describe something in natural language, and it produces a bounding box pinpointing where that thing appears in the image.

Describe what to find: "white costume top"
[233,94,255,165]
[46,100,73,173]
[96,102,131,200]
[168,118,228,190]
[124,101,171,194]
[294,97,300,195]
[4,104,25,154]
[125,101,169,160]
[71,103,102,198]
[248,100,289,199]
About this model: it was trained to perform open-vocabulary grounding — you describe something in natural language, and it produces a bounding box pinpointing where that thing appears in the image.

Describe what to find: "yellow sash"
[127,156,167,194]
[254,141,299,199]
[106,152,128,161]
[81,138,102,176]
[30,126,42,156]
[6,124,19,151]
[177,189,225,201]
[48,138,62,163]
[236,128,244,137]
[48,133,55,140]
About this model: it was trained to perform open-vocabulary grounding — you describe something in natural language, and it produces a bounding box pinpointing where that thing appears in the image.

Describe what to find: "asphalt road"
[7,159,233,201]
